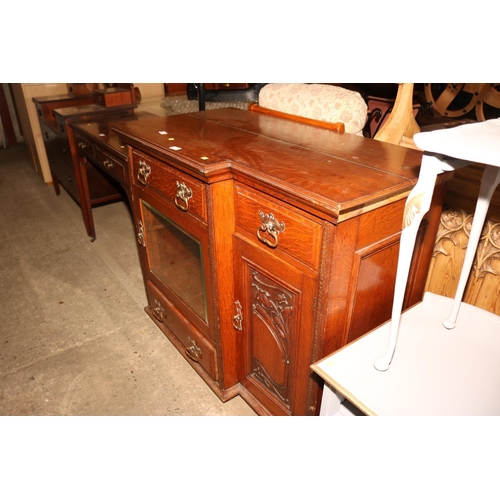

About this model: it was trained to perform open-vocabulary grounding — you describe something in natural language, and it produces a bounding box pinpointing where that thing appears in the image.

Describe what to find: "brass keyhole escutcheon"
[137,220,146,247]
[152,300,165,322]
[233,300,243,331]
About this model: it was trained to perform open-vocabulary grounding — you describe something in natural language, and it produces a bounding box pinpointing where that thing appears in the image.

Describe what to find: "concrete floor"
[0,143,256,416]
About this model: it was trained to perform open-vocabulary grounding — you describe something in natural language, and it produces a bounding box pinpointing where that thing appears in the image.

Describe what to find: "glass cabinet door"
[141,200,208,323]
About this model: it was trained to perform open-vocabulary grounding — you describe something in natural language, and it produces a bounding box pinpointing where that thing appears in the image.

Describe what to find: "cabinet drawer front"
[132,151,207,223]
[55,114,67,137]
[146,280,218,380]
[234,184,323,270]
[96,147,127,185]
[74,133,96,160]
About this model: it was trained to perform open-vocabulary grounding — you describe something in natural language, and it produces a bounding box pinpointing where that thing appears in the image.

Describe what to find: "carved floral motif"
[433,208,500,278]
[250,270,294,404]
[403,192,424,229]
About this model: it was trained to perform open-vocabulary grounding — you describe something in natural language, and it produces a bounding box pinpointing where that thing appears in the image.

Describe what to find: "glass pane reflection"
[142,201,207,322]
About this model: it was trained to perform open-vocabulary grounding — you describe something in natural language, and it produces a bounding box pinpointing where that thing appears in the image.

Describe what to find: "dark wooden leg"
[67,125,96,241]
[52,173,61,196]
[76,157,97,241]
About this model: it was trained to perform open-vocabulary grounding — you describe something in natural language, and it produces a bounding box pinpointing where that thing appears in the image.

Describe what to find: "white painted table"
[312,118,500,416]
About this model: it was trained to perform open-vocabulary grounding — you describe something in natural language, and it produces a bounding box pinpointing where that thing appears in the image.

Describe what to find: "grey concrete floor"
[0,143,256,416]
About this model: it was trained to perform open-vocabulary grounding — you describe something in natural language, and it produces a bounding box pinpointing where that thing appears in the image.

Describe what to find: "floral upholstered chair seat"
[258,83,368,135]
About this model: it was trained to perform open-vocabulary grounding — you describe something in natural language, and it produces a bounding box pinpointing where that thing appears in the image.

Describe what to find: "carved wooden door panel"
[233,236,318,416]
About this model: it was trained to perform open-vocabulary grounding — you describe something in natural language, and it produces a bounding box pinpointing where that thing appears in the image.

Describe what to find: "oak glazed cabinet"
[112,109,448,416]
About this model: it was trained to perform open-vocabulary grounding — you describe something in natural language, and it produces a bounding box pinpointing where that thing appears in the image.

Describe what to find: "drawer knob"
[257,211,285,248]
[174,181,193,211]
[103,159,114,170]
[185,338,202,362]
[78,141,87,150]
[137,160,151,186]
[152,299,165,322]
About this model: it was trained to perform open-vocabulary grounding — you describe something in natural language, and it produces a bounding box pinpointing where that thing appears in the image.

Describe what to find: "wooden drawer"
[74,133,96,160]
[234,183,324,270]
[41,121,57,144]
[34,95,95,129]
[95,87,133,107]
[146,280,218,380]
[35,101,53,128]
[55,113,67,138]
[47,137,80,202]
[131,150,207,223]
[95,147,127,186]
[67,83,97,96]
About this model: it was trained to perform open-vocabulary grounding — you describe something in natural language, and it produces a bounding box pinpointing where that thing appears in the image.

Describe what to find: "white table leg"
[443,165,500,329]
[374,154,448,371]
[319,383,345,416]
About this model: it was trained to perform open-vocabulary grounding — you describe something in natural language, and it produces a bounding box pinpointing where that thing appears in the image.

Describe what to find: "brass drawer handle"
[256,211,285,248]
[185,338,202,362]
[233,300,243,330]
[137,220,146,247]
[175,181,193,211]
[78,141,87,150]
[103,159,114,170]
[137,160,151,186]
[152,299,165,322]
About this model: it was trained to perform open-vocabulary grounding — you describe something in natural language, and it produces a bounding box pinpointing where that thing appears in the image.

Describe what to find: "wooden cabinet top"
[112,108,424,222]
[69,112,156,162]
[53,103,136,122]
[32,93,95,105]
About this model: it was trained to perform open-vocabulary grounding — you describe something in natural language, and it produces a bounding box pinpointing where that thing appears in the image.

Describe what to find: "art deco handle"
[152,299,165,322]
[256,211,285,248]
[185,338,202,362]
[137,220,146,247]
[137,160,151,186]
[233,300,243,330]
[174,181,193,211]
[103,159,114,170]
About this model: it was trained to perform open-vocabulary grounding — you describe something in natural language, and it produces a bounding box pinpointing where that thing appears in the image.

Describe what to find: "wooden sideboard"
[104,108,447,416]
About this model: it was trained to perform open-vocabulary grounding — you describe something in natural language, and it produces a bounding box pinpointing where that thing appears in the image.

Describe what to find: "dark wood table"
[67,112,158,240]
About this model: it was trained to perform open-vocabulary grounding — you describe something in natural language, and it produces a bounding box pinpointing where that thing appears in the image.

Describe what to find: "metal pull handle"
[174,181,193,211]
[137,160,151,186]
[78,141,87,150]
[152,300,165,322]
[185,338,202,362]
[103,159,114,170]
[256,211,285,248]
[233,300,243,330]
[137,221,146,247]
